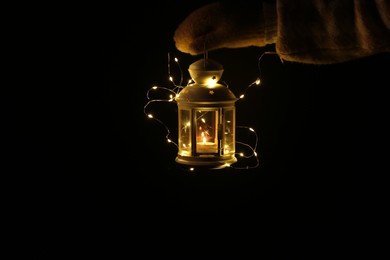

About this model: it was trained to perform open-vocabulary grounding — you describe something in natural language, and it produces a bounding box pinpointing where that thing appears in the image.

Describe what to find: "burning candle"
[196,133,218,153]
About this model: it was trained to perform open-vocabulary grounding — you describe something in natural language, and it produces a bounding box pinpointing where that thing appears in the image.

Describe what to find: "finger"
[174,2,223,54]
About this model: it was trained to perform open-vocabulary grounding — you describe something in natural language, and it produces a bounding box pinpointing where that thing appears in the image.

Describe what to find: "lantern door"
[177,106,236,161]
[194,109,219,155]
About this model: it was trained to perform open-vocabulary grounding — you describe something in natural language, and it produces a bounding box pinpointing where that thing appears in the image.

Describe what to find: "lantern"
[175,58,239,169]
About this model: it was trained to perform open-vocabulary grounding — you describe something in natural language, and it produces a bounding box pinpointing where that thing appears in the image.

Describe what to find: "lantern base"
[175,155,237,170]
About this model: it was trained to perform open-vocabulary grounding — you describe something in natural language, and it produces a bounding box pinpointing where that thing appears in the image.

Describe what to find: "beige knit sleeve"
[275,0,390,64]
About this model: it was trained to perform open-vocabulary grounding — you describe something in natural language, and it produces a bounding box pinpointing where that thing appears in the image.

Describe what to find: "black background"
[24,1,389,257]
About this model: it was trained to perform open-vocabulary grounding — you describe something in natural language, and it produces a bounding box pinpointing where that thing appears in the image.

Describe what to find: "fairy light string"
[144,86,178,147]
[144,52,275,171]
[231,126,259,170]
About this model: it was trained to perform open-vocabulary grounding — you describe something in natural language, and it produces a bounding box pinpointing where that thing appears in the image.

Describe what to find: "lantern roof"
[188,58,223,71]
[176,58,237,103]
[188,58,224,85]
[175,83,237,103]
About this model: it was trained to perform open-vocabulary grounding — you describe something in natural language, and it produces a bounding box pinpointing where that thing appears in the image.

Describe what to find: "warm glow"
[206,78,217,86]
[201,132,207,143]
[181,151,190,156]
[144,53,262,170]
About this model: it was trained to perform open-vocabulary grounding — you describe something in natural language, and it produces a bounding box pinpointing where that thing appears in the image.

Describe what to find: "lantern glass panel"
[195,109,219,154]
[178,109,191,156]
[222,108,235,156]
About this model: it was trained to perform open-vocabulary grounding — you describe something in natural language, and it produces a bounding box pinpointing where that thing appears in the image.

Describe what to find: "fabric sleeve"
[273,0,390,64]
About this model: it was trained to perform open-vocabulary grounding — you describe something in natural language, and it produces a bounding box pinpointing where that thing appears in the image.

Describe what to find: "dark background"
[26,1,389,257]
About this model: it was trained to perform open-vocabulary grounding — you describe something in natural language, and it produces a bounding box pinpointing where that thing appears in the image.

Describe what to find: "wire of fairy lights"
[230,125,259,170]
[144,86,179,148]
[144,52,275,170]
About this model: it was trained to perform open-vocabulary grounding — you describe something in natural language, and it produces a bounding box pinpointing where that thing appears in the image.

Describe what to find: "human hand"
[173,1,274,55]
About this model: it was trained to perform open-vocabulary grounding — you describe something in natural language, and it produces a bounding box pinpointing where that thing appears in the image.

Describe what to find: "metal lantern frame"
[175,58,239,169]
